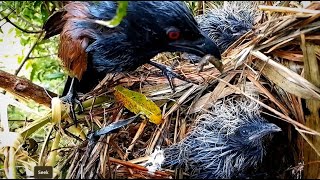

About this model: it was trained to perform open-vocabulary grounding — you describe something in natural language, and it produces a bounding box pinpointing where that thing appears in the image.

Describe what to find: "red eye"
[167,30,180,40]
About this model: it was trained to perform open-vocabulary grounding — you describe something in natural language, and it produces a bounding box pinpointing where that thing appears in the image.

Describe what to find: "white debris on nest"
[141,146,165,174]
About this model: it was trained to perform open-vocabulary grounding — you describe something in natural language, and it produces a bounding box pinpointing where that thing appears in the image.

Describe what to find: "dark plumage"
[196,1,257,52]
[161,98,281,179]
[43,1,222,123]
[183,1,258,63]
[44,1,221,93]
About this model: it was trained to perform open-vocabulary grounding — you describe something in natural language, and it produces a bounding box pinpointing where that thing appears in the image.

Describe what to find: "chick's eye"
[240,130,251,137]
[167,30,180,40]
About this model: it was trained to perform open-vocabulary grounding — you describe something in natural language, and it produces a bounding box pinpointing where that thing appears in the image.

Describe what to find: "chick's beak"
[168,33,223,72]
[249,123,282,141]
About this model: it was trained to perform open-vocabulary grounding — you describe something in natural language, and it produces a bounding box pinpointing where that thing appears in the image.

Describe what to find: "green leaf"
[17,55,24,64]
[22,8,32,19]
[8,28,14,34]
[0,27,3,34]
[95,1,128,28]
[15,28,22,36]
[30,66,37,81]
[15,2,20,13]
[20,36,30,46]
[34,1,42,8]
[114,85,163,125]
[38,70,45,82]
[40,3,49,21]
[44,72,65,80]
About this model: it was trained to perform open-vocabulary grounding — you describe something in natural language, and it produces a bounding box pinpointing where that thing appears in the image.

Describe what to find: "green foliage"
[185,1,198,15]
[0,1,65,123]
[111,1,129,27]
[0,1,130,124]
[1,1,53,30]
[95,1,128,28]
[7,105,26,121]
[0,1,130,96]
[0,1,64,93]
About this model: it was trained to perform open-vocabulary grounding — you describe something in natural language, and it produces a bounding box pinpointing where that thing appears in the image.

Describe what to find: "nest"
[17,1,320,179]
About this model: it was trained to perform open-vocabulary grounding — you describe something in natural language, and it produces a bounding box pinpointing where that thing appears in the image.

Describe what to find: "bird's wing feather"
[43,2,118,80]
[43,10,67,39]
[58,32,89,80]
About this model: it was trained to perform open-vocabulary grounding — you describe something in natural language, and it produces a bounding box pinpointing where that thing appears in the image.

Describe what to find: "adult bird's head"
[117,1,222,65]
[43,1,222,79]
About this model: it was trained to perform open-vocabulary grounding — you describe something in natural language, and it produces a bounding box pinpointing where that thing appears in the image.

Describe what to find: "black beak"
[168,33,222,70]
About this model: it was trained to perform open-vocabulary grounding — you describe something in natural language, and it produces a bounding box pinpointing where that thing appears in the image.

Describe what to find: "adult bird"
[43,1,222,123]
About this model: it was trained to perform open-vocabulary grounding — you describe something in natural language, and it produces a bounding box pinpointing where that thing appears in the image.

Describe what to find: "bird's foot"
[60,92,84,126]
[149,61,194,92]
[181,53,224,73]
